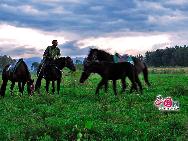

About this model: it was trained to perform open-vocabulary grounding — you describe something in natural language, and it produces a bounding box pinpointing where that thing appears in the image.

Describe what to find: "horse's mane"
[55,57,66,63]
[89,48,112,56]
[18,59,30,74]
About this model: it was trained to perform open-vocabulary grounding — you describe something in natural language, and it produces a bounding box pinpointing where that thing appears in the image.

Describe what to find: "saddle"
[113,54,134,65]
[6,58,23,73]
[38,59,59,78]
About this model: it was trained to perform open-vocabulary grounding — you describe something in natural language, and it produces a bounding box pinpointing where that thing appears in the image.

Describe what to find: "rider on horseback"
[113,52,121,63]
[43,40,61,61]
[38,40,61,76]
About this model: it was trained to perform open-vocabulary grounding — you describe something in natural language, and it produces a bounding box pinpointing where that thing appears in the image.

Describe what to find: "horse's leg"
[26,82,32,96]
[143,64,151,86]
[57,78,61,95]
[46,80,50,94]
[95,79,106,95]
[127,72,138,93]
[22,82,26,95]
[18,82,23,95]
[0,80,8,97]
[52,81,55,94]
[131,80,138,93]
[135,75,143,94]
[104,82,108,93]
[35,75,42,94]
[112,80,118,96]
[121,77,126,94]
[10,81,15,96]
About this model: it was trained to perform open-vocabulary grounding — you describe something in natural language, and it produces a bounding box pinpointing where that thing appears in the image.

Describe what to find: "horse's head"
[80,60,99,83]
[27,78,34,95]
[87,48,98,61]
[54,57,76,71]
[87,48,112,62]
[79,61,92,83]
[65,56,76,71]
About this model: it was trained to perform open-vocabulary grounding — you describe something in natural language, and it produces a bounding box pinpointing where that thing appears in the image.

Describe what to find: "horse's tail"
[143,63,151,86]
[0,79,8,97]
[0,66,9,97]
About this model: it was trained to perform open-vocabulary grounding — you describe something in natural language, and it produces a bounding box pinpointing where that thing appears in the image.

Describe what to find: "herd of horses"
[0,48,150,97]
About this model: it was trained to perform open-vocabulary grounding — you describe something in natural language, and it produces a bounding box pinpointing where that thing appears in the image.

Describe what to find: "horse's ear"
[66,56,71,61]
[83,58,90,66]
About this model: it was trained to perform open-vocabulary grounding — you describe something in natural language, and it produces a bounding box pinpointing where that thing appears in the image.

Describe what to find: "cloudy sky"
[0,0,188,58]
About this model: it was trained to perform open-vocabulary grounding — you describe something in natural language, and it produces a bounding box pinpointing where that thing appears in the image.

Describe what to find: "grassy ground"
[149,67,188,74]
[0,68,188,140]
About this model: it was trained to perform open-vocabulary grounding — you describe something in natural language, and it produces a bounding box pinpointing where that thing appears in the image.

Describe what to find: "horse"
[35,56,76,95]
[0,58,34,97]
[80,61,143,96]
[86,48,150,86]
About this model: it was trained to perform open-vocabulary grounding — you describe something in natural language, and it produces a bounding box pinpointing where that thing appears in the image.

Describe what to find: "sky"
[0,0,188,58]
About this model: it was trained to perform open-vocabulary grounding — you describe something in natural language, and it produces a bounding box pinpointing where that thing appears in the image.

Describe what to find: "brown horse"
[80,61,143,96]
[86,48,150,86]
[35,57,76,95]
[0,59,34,97]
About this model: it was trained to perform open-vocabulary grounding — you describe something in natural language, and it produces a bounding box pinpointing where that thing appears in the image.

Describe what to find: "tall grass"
[0,68,187,140]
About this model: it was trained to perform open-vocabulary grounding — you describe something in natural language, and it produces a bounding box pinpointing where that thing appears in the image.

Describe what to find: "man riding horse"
[35,40,61,93]
[43,40,61,61]
[38,40,61,76]
[35,40,76,94]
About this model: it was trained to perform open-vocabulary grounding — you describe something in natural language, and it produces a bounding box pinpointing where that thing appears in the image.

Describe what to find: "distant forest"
[145,45,188,67]
[0,45,187,71]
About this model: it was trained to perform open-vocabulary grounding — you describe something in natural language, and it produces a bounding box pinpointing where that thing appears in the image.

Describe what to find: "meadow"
[0,67,188,140]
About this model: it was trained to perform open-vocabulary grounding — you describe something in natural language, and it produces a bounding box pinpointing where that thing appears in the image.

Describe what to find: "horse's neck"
[98,53,113,62]
[20,62,30,77]
[91,64,105,75]
[55,58,66,70]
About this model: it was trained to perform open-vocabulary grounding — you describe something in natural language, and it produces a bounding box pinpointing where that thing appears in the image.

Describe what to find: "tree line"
[0,45,187,71]
[144,45,188,67]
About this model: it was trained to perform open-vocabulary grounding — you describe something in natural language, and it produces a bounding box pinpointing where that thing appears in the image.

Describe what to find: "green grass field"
[0,68,188,140]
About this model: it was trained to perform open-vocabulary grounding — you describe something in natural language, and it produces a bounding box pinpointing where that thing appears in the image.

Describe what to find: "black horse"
[80,61,143,96]
[35,57,76,94]
[86,48,150,86]
[0,59,34,97]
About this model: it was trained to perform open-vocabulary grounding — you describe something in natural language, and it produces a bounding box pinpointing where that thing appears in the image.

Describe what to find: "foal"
[87,48,150,86]
[80,61,143,96]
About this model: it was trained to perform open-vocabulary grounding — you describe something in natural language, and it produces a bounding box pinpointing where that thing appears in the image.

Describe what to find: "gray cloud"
[1,0,188,58]
[1,0,188,35]
[0,45,39,58]
[59,41,90,56]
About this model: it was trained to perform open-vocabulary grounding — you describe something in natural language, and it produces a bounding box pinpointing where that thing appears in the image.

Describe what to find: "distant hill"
[16,57,41,70]
[72,57,85,64]
[19,56,85,70]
